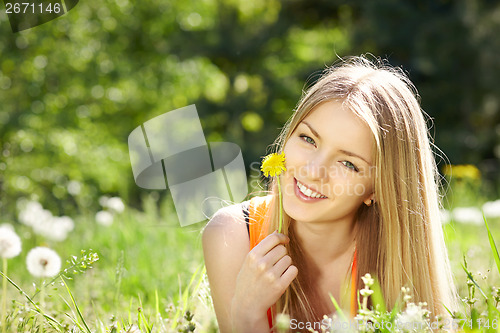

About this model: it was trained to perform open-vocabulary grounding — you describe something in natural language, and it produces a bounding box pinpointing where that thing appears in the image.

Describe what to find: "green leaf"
[371,277,386,313]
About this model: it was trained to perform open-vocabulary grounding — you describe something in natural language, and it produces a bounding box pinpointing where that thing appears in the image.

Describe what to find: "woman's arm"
[202,203,297,333]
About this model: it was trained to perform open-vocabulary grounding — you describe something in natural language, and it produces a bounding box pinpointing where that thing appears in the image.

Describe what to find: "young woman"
[202,56,459,332]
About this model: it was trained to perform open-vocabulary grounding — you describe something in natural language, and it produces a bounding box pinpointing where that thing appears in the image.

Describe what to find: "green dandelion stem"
[277,177,283,234]
[2,257,7,333]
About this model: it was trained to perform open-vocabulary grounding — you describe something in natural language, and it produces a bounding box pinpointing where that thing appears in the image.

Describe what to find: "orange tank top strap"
[247,195,275,331]
[350,249,358,318]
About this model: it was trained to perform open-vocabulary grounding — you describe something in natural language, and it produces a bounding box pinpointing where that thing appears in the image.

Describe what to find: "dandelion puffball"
[105,197,125,213]
[95,210,114,226]
[0,224,22,259]
[26,247,61,278]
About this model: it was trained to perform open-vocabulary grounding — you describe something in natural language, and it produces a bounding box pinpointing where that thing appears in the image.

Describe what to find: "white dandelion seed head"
[483,200,500,218]
[0,224,22,259]
[32,214,73,242]
[66,180,81,196]
[18,199,74,242]
[18,200,46,227]
[98,196,109,207]
[26,247,61,278]
[105,197,125,213]
[452,207,483,225]
[96,210,114,226]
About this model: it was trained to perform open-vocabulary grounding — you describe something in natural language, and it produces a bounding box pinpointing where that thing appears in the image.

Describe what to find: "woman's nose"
[302,158,329,181]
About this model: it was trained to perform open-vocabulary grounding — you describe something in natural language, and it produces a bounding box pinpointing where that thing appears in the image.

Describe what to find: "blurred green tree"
[0,0,498,221]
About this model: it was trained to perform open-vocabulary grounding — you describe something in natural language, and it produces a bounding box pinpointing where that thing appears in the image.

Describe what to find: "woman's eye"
[299,134,316,146]
[341,160,359,172]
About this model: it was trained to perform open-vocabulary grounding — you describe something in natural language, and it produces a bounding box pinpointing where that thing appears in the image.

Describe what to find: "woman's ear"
[364,195,376,207]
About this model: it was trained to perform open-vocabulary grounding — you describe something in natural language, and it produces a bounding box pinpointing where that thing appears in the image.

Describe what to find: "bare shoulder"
[202,200,250,250]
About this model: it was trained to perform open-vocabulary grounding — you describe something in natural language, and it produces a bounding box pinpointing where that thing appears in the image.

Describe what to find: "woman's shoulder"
[202,195,273,240]
[203,201,247,230]
[203,195,272,231]
[201,200,249,251]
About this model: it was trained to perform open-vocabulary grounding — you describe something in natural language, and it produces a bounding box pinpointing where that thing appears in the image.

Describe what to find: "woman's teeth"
[296,180,327,199]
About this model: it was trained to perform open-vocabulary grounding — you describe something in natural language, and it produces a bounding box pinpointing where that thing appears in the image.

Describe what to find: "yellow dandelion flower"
[260,152,286,233]
[443,164,481,180]
[463,164,480,180]
[261,152,286,178]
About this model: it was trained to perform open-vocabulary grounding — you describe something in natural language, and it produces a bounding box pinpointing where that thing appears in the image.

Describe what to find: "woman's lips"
[293,178,328,202]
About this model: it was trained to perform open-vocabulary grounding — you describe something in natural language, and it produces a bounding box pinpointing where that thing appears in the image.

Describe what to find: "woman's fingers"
[250,232,289,259]
[280,264,299,288]
[271,254,293,276]
[257,244,287,270]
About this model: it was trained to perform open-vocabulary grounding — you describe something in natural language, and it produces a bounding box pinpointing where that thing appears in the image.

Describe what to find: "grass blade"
[461,263,487,299]
[483,214,500,275]
[60,277,92,333]
[328,293,348,322]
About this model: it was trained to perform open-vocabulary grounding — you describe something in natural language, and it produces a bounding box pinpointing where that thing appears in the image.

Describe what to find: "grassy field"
[2,182,500,332]
[1,194,216,332]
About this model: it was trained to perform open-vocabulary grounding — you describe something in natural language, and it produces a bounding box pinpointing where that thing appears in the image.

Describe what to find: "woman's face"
[282,100,375,224]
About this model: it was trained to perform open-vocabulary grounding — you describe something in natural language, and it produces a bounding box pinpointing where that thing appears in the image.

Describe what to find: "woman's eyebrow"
[301,121,321,139]
[301,121,371,165]
[339,149,371,165]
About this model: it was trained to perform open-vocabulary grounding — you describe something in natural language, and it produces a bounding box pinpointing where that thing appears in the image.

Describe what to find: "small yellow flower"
[261,152,286,178]
[442,164,480,180]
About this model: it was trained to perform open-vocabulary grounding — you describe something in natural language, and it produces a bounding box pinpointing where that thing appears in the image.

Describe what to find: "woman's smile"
[294,178,328,202]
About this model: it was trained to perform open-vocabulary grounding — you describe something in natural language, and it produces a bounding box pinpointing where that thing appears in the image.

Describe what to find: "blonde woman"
[202,56,459,332]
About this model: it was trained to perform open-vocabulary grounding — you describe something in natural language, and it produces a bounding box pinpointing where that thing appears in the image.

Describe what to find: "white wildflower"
[105,197,125,213]
[276,313,290,331]
[334,315,358,333]
[395,303,429,332]
[360,288,374,297]
[0,224,22,258]
[126,324,141,333]
[452,207,483,225]
[439,209,451,224]
[482,200,500,218]
[26,247,61,278]
[361,273,374,287]
[96,210,114,226]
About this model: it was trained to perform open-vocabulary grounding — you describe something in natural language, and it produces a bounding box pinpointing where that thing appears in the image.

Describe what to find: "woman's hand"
[231,231,298,329]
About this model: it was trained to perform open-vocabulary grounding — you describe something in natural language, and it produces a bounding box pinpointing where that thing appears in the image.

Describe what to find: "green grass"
[2,187,500,332]
[1,193,216,332]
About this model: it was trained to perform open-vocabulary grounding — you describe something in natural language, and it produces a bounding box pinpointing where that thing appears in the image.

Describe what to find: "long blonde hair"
[264,56,459,324]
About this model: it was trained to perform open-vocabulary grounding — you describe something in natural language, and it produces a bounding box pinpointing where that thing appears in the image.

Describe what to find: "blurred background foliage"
[1,0,499,221]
